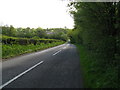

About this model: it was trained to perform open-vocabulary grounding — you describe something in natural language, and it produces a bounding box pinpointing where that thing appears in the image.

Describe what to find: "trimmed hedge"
[2,35,62,45]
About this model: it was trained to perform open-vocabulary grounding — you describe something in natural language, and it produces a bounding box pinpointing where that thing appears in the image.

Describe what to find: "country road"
[1,43,83,88]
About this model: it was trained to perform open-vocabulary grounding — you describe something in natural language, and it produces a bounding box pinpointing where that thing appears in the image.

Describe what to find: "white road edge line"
[0,61,44,89]
[53,50,61,56]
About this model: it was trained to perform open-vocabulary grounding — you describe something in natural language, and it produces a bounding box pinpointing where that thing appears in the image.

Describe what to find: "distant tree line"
[1,25,69,41]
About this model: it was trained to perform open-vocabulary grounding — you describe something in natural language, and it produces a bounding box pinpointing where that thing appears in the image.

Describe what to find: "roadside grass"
[2,41,64,59]
[75,44,118,88]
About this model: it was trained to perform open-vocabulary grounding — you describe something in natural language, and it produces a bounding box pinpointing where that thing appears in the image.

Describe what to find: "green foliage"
[68,29,83,44]
[2,41,64,59]
[68,2,119,88]
[1,34,65,59]
[35,27,46,38]
[1,26,69,41]
[2,35,61,45]
[1,25,67,59]
[76,44,118,88]
[45,28,69,41]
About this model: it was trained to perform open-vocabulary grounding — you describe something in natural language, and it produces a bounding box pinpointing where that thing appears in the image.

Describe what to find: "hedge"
[1,35,62,45]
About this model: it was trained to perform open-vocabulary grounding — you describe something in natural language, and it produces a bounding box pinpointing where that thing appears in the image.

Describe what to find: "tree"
[68,2,119,64]
[35,27,46,38]
[68,2,119,88]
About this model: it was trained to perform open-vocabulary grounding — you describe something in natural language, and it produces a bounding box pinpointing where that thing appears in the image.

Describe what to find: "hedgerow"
[2,35,61,45]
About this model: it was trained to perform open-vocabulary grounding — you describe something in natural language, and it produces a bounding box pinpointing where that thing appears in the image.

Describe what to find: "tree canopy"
[1,26,70,41]
[68,2,119,88]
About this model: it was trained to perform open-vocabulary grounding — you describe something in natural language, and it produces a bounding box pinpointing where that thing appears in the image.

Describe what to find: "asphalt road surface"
[1,43,83,88]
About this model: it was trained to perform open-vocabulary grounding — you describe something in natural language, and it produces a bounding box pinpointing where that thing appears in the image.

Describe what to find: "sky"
[0,0,74,29]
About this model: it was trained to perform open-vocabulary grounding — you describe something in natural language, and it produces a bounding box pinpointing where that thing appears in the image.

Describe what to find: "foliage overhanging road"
[1,43,83,88]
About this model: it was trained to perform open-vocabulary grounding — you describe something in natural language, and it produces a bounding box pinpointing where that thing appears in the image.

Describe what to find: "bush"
[2,41,65,59]
[1,35,62,45]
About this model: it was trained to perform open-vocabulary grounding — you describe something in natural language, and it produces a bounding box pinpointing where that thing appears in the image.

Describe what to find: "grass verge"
[75,44,118,88]
[2,41,64,59]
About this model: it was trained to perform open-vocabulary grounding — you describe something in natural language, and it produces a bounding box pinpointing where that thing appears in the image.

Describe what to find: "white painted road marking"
[0,61,44,89]
[53,50,61,56]
[63,47,66,49]
[62,44,69,49]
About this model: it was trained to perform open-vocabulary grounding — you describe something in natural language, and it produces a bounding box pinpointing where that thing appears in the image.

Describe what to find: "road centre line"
[63,47,66,49]
[0,61,44,89]
[53,50,62,56]
[62,44,69,49]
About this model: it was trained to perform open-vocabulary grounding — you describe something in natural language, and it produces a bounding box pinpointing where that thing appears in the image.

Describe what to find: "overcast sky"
[0,0,74,29]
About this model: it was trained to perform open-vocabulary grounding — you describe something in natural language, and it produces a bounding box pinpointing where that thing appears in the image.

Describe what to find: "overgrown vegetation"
[2,35,61,45]
[68,2,119,88]
[2,41,64,59]
[76,44,118,88]
[1,26,67,59]
[1,26,69,41]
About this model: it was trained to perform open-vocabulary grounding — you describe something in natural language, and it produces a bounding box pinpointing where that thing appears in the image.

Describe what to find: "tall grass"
[76,44,118,88]
[2,41,64,59]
